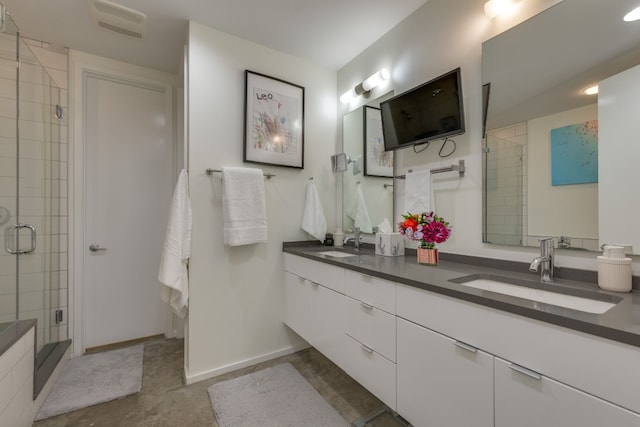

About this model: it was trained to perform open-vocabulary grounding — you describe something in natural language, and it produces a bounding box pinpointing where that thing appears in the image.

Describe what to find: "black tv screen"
[381,68,465,151]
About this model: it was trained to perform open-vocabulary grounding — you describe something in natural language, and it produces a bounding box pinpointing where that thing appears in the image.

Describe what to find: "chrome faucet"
[530,237,554,283]
[344,227,361,250]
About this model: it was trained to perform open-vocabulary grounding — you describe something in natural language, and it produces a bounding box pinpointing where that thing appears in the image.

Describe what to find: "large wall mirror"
[482,0,640,252]
[342,92,394,233]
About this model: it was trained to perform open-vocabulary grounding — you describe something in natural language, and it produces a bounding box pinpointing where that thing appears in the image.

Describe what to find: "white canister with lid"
[333,229,344,247]
[597,245,632,292]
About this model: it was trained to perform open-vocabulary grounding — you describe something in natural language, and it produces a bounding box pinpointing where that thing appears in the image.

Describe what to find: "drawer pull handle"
[454,341,477,353]
[361,273,372,280]
[509,363,542,381]
[360,343,374,354]
[298,276,306,283]
[360,301,374,310]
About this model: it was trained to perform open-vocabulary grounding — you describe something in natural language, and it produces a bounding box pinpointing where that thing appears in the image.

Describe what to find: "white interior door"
[84,73,173,348]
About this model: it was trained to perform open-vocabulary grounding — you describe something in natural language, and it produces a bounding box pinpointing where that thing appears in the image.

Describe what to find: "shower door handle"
[4,223,36,254]
[89,244,108,252]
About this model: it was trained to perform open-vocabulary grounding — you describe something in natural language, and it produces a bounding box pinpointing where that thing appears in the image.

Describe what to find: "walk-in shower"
[0,4,70,397]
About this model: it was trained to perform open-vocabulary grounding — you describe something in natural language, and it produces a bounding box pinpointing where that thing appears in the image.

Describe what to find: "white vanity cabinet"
[283,254,397,410]
[397,318,494,427]
[284,253,640,427]
[343,270,397,410]
[494,358,640,427]
[396,283,640,427]
[283,254,347,369]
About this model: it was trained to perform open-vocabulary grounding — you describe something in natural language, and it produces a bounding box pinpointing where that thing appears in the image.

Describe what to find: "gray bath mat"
[208,362,350,427]
[35,344,144,420]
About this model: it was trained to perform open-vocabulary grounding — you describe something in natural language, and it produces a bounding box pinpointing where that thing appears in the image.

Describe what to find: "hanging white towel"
[404,169,432,213]
[222,166,267,246]
[301,180,327,241]
[346,183,373,233]
[158,169,192,319]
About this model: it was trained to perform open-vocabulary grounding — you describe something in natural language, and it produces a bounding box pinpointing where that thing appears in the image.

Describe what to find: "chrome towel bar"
[394,159,465,179]
[205,168,275,179]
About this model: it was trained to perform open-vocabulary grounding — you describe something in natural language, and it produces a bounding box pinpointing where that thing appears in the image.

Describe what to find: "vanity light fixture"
[623,6,640,22]
[484,0,515,19]
[583,85,599,95]
[340,69,390,104]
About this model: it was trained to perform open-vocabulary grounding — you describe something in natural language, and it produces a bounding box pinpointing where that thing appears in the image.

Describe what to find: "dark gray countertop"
[283,243,640,348]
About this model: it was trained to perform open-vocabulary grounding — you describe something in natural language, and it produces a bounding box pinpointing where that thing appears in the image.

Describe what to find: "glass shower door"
[17,35,67,355]
[0,2,69,398]
[0,5,19,331]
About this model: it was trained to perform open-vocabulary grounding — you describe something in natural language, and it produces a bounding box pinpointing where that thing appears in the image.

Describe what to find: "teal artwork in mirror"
[550,121,598,186]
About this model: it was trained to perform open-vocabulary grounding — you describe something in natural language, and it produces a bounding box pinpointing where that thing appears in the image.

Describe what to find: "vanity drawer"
[345,296,396,362]
[345,269,395,314]
[342,334,396,411]
[396,283,640,414]
[283,253,345,293]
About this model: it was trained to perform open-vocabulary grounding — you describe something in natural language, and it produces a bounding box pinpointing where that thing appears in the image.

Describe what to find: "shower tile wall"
[0,34,68,351]
[485,122,527,246]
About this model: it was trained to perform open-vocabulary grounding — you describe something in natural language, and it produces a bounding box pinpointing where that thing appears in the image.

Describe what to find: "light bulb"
[361,69,390,92]
[340,87,358,104]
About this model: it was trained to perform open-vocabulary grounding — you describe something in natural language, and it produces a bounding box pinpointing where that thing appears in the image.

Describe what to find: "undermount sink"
[318,250,357,258]
[450,275,621,314]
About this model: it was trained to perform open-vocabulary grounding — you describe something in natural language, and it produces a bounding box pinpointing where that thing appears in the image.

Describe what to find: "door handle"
[4,223,36,254]
[89,244,107,252]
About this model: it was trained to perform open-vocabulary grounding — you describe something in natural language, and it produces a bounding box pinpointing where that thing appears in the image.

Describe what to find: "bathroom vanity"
[282,244,640,427]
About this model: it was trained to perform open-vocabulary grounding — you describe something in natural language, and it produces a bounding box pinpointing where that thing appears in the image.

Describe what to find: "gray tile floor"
[33,337,406,426]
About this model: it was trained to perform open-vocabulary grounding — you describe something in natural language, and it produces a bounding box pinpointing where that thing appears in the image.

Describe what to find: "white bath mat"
[35,344,144,420]
[207,362,350,427]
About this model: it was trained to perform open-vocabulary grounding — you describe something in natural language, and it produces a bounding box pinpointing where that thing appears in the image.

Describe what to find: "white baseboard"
[184,342,310,385]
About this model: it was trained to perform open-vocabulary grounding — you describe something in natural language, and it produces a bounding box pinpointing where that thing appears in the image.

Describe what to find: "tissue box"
[375,233,405,256]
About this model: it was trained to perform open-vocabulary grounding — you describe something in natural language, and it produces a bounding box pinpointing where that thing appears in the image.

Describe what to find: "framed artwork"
[363,105,393,177]
[550,120,598,186]
[243,70,305,169]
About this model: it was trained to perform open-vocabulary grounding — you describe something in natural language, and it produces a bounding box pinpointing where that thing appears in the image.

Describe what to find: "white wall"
[186,21,338,382]
[598,64,640,254]
[336,0,631,272]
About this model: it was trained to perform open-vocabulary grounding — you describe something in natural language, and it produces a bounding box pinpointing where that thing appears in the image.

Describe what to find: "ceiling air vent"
[89,0,147,39]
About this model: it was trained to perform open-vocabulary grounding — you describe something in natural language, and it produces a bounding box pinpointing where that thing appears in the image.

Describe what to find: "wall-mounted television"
[380,67,465,151]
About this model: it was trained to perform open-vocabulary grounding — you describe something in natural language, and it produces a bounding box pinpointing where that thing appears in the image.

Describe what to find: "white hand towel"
[222,166,267,246]
[346,183,373,233]
[301,180,327,241]
[404,170,431,213]
[158,169,192,319]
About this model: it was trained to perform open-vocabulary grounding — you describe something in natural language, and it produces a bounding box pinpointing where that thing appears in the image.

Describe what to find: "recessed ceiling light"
[623,6,640,22]
[484,0,515,19]
[584,85,599,95]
